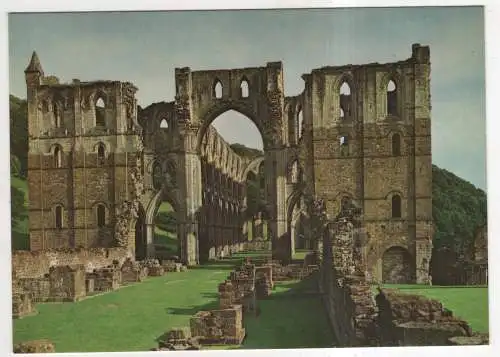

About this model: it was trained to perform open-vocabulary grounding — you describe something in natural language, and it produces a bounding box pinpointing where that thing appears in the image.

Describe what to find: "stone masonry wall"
[12,247,131,279]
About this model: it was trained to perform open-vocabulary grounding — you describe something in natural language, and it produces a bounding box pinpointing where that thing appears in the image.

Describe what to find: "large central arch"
[172,63,292,264]
[138,62,297,265]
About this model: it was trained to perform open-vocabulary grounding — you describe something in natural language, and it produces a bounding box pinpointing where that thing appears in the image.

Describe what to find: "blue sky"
[8,7,486,189]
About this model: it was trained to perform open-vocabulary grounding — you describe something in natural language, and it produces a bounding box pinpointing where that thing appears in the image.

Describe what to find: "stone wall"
[12,293,36,319]
[12,247,131,279]
[190,305,245,345]
[242,240,271,251]
[319,200,379,347]
[376,288,473,346]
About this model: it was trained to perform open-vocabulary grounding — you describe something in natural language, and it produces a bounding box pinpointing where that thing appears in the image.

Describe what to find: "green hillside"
[9,95,487,256]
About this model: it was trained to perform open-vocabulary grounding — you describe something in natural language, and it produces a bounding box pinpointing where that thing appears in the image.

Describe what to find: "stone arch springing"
[240,77,249,98]
[96,203,106,228]
[53,145,63,168]
[391,132,401,156]
[214,79,223,99]
[95,96,106,127]
[391,194,402,218]
[382,246,413,284]
[196,104,267,154]
[339,81,352,120]
[54,204,64,229]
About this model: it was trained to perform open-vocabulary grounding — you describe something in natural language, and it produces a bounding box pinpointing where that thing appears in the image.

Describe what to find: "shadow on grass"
[237,275,334,350]
[159,271,334,350]
[166,299,219,316]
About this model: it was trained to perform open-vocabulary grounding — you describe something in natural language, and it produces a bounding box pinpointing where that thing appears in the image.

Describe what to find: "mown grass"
[13,253,333,352]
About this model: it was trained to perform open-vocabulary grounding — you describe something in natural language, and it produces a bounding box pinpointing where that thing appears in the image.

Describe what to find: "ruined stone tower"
[25,52,143,252]
[301,44,433,284]
[23,44,433,282]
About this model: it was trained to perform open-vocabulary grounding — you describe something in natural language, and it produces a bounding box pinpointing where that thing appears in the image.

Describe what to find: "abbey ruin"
[24,43,433,284]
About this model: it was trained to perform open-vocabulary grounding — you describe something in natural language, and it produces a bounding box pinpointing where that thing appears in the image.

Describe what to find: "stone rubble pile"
[13,339,55,353]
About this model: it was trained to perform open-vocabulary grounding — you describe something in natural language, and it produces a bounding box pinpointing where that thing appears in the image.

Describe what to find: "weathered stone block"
[12,293,36,319]
[13,339,55,353]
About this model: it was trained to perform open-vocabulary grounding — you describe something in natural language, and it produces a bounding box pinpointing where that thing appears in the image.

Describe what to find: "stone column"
[179,145,202,266]
[269,149,291,262]
[145,223,155,258]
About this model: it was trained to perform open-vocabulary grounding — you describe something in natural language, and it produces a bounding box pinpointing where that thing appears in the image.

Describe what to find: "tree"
[9,95,28,177]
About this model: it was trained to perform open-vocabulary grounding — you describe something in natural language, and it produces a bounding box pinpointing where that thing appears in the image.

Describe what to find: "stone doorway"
[382,246,413,284]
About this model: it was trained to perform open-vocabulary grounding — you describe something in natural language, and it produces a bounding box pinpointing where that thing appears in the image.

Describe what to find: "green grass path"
[13,255,333,352]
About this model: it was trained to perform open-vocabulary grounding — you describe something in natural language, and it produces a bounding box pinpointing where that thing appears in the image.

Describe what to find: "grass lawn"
[13,254,333,352]
[377,284,489,334]
[154,202,178,254]
[292,249,312,261]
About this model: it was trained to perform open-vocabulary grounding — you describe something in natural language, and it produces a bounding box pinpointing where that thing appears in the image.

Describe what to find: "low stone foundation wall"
[121,258,148,284]
[14,278,51,302]
[88,267,121,293]
[242,241,271,251]
[162,260,187,272]
[271,262,319,281]
[321,272,378,346]
[12,247,131,279]
[190,305,245,345]
[376,288,474,346]
[48,265,86,302]
[14,265,87,303]
[13,339,55,353]
[12,293,36,319]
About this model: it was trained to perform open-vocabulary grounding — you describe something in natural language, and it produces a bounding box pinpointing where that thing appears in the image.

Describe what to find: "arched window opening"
[339,81,352,120]
[339,135,349,156]
[392,133,401,156]
[54,103,62,128]
[341,196,351,211]
[214,81,223,99]
[391,194,402,218]
[97,143,106,165]
[160,118,169,129]
[53,146,62,168]
[240,79,249,98]
[387,80,398,116]
[297,109,304,140]
[153,164,163,190]
[97,204,106,228]
[55,206,63,229]
[382,246,412,284]
[95,97,106,127]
